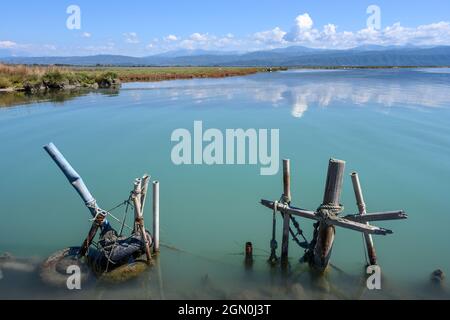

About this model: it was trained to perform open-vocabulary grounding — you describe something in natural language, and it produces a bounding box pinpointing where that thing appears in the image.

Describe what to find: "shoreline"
[0,66,286,94]
[1,65,449,94]
[1,65,448,97]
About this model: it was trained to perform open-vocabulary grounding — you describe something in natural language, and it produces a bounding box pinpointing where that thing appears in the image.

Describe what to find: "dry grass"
[75,66,265,82]
[0,64,67,78]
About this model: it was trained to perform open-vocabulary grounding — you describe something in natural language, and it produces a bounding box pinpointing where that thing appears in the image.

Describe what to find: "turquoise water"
[1,68,450,299]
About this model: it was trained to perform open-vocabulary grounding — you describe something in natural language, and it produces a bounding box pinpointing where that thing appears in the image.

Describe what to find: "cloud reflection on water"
[123,69,450,118]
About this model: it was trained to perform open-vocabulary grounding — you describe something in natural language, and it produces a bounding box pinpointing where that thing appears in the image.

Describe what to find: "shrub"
[95,71,119,88]
[42,71,67,89]
[0,76,12,89]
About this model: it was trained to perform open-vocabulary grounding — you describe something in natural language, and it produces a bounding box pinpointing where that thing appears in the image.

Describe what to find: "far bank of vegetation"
[0,65,284,93]
[0,64,120,93]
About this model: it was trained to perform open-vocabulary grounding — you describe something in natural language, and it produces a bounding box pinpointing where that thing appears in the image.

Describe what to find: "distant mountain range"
[1,45,450,67]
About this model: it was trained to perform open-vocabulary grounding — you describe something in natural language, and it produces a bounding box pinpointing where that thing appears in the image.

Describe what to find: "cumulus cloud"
[283,13,450,48]
[164,34,178,42]
[296,13,314,30]
[189,33,209,41]
[254,27,287,45]
[123,32,140,44]
[6,12,450,56]
[0,40,17,48]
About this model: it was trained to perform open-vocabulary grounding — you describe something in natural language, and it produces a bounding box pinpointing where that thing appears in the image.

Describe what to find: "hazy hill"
[2,46,450,66]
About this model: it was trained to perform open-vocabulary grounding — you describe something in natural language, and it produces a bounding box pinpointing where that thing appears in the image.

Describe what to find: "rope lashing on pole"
[278,193,310,250]
[105,195,133,272]
[268,200,278,264]
[316,204,344,219]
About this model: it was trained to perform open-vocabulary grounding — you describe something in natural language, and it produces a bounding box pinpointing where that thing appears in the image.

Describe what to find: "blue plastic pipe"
[43,143,110,229]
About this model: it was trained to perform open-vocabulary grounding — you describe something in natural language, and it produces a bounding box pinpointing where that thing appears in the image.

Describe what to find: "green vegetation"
[0,65,284,93]
[0,76,12,89]
[0,64,120,93]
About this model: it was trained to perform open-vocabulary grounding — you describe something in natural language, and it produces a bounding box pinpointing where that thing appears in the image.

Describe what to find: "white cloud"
[190,33,209,41]
[5,12,450,56]
[323,24,337,37]
[164,34,178,42]
[283,13,450,48]
[284,13,318,42]
[254,27,287,45]
[123,32,140,44]
[0,40,17,48]
[296,13,314,30]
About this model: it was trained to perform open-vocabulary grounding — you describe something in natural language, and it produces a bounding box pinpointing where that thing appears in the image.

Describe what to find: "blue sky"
[1,0,450,56]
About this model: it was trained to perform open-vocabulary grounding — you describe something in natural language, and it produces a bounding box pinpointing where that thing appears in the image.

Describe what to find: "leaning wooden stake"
[312,159,345,271]
[351,172,377,266]
[132,179,152,263]
[79,216,104,257]
[280,159,291,265]
[153,181,160,253]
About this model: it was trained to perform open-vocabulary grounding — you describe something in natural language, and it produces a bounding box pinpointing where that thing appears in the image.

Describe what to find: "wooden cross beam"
[343,210,407,223]
[260,200,395,235]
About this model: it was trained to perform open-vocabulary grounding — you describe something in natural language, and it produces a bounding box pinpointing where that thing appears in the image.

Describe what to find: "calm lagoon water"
[1,68,450,299]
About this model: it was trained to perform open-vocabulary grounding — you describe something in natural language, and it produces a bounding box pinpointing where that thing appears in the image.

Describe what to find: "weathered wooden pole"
[351,172,377,266]
[268,201,278,264]
[79,216,104,257]
[280,214,290,266]
[153,180,160,253]
[132,179,152,263]
[140,175,150,214]
[312,158,345,271]
[282,159,292,204]
[280,159,291,265]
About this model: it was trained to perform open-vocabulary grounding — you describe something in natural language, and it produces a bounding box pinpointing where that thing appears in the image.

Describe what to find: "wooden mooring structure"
[261,158,408,272]
[43,143,160,265]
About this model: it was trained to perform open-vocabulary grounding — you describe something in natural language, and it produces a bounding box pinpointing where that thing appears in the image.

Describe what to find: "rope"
[268,201,278,263]
[277,195,310,251]
[317,203,344,218]
[289,215,309,249]
[105,195,134,273]
[83,195,136,274]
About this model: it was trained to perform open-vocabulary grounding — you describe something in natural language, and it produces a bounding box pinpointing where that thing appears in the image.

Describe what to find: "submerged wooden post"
[351,172,377,266]
[245,242,253,268]
[268,201,278,264]
[281,214,290,266]
[312,159,345,271]
[153,181,160,253]
[280,159,291,265]
[132,179,152,263]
